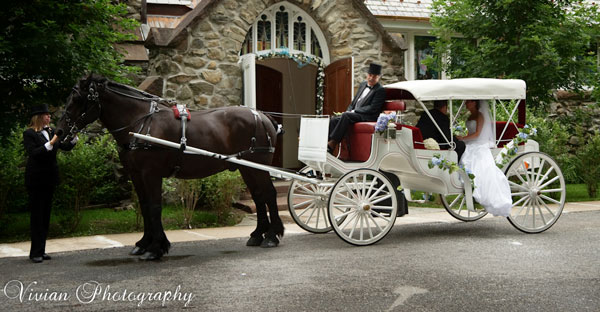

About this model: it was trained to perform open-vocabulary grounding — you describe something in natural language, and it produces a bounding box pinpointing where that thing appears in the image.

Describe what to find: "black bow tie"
[366,85,373,89]
[43,126,50,132]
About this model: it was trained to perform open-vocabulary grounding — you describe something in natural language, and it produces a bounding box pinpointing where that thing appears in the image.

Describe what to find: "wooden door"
[256,64,283,167]
[323,57,353,115]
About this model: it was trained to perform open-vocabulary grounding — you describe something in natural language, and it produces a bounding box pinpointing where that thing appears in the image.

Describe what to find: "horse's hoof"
[260,237,279,248]
[246,236,264,247]
[129,246,146,256]
[139,251,161,261]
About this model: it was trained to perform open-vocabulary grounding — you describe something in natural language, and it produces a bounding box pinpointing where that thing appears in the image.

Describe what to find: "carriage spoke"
[370,210,392,223]
[511,191,529,196]
[359,214,365,241]
[519,198,532,225]
[335,192,357,205]
[540,188,563,194]
[537,196,557,218]
[534,197,548,225]
[367,213,384,233]
[352,175,361,199]
[371,205,393,211]
[297,183,315,194]
[537,166,555,186]
[364,214,374,239]
[534,159,546,185]
[512,194,530,207]
[367,184,388,202]
[333,209,355,221]
[293,199,314,210]
[348,213,361,238]
[293,193,320,200]
[343,182,360,202]
[365,176,377,200]
[296,202,316,217]
[508,180,528,191]
[370,194,392,205]
[340,211,358,230]
[315,203,322,228]
[539,194,561,205]
[538,175,560,190]
[304,203,318,224]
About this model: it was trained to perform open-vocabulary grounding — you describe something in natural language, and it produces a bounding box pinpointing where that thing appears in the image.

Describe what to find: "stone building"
[138,0,405,168]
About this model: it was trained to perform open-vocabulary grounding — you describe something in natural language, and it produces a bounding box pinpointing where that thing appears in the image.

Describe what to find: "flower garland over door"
[241,1,330,115]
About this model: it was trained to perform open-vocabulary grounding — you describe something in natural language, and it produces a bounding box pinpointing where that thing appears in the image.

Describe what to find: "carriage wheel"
[441,193,488,222]
[504,152,565,233]
[328,169,397,246]
[288,166,335,233]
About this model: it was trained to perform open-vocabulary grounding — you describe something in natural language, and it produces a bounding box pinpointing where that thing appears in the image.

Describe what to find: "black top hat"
[368,63,382,75]
[30,104,50,116]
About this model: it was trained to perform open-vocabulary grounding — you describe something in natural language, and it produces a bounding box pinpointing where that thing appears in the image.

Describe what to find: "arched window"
[240,2,329,63]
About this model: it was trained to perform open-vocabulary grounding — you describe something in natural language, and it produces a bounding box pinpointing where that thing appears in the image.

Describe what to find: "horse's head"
[57,74,107,142]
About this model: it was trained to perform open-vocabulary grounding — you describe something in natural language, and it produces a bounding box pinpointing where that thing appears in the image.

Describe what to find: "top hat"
[368,63,382,75]
[30,104,50,116]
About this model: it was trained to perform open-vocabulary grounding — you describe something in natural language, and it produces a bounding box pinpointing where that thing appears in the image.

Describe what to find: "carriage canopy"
[385,78,526,101]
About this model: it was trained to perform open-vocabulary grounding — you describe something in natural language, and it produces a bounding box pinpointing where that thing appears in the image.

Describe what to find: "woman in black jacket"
[23,104,77,263]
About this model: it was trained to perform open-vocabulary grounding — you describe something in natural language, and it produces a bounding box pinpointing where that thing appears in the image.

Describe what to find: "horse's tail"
[264,113,284,136]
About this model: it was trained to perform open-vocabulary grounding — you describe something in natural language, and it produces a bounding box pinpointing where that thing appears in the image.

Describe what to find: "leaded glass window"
[257,14,271,51]
[311,29,322,58]
[275,6,288,48]
[293,16,306,51]
[241,27,252,55]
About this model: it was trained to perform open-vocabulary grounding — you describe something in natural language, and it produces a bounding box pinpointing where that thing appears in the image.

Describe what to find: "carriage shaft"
[129,132,322,185]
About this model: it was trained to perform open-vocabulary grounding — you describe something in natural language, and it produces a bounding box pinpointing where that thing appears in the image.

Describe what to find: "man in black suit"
[328,63,386,153]
[22,104,77,263]
[416,100,465,160]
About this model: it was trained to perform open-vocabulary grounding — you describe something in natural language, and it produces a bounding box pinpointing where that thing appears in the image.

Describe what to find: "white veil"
[472,100,495,148]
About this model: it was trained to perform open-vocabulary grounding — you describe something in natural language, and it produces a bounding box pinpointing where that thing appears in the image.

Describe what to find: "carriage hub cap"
[362,204,371,211]
[530,187,540,198]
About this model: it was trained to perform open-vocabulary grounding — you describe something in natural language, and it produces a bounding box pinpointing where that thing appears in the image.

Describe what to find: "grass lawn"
[565,184,600,202]
[0,205,245,244]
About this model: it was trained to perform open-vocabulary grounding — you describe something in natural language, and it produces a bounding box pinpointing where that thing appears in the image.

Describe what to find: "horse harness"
[69,81,276,170]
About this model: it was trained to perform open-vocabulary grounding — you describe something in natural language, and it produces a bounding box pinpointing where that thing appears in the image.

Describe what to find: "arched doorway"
[239,1,353,168]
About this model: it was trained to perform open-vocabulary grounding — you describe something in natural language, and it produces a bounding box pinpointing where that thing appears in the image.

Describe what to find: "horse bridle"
[62,81,103,140]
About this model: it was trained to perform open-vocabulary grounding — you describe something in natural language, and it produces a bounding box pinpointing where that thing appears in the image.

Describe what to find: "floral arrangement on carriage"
[428,153,476,188]
[495,124,537,169]
[374,112,397,139]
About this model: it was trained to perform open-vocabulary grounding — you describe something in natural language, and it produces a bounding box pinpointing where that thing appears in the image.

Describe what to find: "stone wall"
[551,90,600,146]
[146,0,404,110]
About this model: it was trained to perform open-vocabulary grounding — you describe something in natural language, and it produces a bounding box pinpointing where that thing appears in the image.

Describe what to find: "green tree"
[0,0,139,137]
[428,0,600,109]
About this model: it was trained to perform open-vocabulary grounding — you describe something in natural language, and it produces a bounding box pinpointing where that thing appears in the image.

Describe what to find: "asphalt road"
[1,210,599,311]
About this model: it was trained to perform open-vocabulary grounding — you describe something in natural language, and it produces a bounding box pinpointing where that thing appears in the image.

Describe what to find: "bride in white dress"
[457,100,512,217]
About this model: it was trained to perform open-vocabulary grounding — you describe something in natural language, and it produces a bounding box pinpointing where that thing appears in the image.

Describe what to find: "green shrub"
[527,114,579,183]
[576,132,600,197]
[0,126,27,217]
[53,131,124,232]
[164,170,245,228]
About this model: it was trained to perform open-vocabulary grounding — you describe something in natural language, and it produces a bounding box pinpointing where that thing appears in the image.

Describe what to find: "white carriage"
[131,78,566,246]
[287,78,566,245]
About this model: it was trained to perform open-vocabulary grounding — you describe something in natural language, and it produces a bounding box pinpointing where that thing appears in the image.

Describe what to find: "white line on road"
[388,285,428,311]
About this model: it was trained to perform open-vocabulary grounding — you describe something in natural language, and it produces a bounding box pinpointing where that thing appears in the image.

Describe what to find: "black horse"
[57,74,284,260]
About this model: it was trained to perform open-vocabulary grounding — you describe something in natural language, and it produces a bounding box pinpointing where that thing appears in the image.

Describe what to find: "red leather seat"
[495,121,524,147]
[400,125,425,149]
[340,100,414,162]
